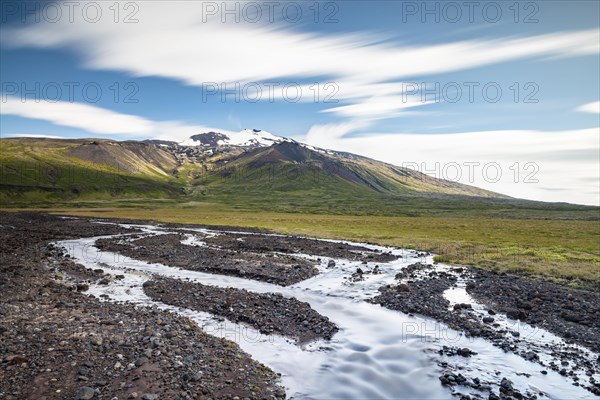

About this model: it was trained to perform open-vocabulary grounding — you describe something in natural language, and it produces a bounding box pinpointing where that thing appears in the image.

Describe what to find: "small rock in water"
[500,377,513,390]
[327,260,336,268]
[453,303,471,310]
[524,351,538,361]
[76,283,89,292]
[482,316,495,323]
[457,347,475,357]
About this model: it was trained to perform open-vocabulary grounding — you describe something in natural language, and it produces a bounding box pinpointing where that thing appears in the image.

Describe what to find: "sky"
[0,0,599,205]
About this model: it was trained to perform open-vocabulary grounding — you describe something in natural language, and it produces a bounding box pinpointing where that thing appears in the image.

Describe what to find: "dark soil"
[96,233,318,286]
[204,232,398,263]
[0,212,286,400]
[143,277,338,343]
[467,268,600,353]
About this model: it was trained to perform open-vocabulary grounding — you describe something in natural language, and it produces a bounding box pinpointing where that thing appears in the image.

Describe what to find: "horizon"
[1,1,599,206]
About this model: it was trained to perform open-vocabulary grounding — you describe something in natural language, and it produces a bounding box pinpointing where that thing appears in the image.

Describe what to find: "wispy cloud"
[575,101,600,114]
[2,1,598,121]
[2,133,64,139]
[0,96,221,141]
[1,96,153,135]
[305,120,372,144]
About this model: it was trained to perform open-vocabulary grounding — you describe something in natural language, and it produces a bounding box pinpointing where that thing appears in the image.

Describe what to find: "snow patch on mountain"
[179,129,291,147]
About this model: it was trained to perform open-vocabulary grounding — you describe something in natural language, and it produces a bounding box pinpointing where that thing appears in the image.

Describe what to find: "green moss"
[433,255,450,264]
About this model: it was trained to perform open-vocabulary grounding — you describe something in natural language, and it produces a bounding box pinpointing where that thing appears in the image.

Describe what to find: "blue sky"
[1,1,599,204]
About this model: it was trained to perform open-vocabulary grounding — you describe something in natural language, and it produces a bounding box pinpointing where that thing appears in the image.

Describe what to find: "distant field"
[4,202,599,287]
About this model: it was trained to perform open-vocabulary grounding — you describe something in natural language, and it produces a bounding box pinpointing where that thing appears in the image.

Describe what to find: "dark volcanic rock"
[376,259,600,396]
[0,212,286,400]
[143,276,338,342]
[96,233,318,286]
[467,269,600,353]
[74,386,95,400]
[204,232,398,263]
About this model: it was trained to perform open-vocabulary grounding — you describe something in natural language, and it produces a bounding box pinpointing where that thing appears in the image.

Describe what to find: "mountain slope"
[67,139,178,176]
[2,131,506,206]
[0,138,183,202]
[206,141,503,198]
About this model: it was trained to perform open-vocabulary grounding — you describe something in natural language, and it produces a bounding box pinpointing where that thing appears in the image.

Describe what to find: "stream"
[56,224,598,399]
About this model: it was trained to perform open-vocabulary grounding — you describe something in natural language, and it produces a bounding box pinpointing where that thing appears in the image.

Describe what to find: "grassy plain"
[4,201,598,286]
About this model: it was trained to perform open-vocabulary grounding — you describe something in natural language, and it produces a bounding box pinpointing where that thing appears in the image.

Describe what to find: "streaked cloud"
[576,101,600,114]
[0,96,222,140]
[2,133,64,139]
[1,95,153,135]
[2,1,598,120]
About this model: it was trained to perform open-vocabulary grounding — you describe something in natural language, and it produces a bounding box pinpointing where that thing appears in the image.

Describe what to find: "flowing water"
[56,224,598,399]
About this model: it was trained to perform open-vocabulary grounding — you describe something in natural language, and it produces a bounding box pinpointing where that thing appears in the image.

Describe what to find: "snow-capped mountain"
[2,132,509,202]
[178,129,292,148]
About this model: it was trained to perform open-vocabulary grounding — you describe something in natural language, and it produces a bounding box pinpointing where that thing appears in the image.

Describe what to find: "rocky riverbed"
[373,262,600,396]
[467,268,600,353]
[0,212,285,399]
[1,211,599,399]
[203,232,398,263]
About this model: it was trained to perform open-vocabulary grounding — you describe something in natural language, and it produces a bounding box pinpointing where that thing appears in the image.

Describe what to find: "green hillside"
[0,138,184,203]
[1,137,598,221]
